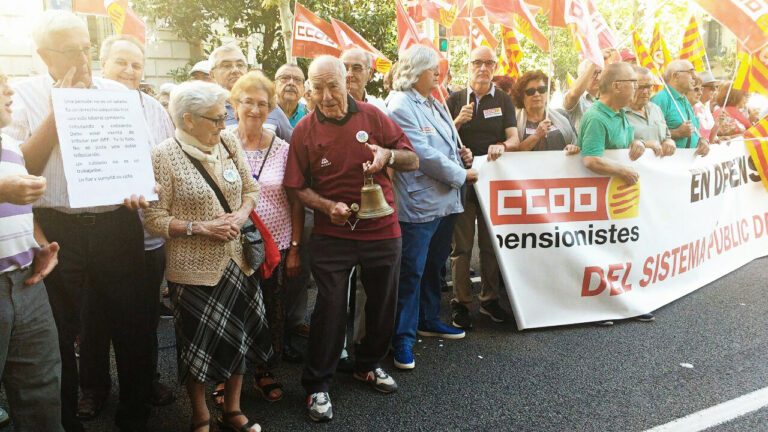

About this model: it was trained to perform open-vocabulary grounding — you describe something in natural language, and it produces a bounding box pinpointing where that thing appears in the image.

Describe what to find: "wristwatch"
[387,149,396,166]
[186,221,195,237]
[290,240,300,248]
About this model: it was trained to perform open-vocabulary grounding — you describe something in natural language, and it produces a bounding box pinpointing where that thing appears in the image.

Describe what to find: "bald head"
[308,55,348,120]
[664,59,695,94]
[599,62,634,94]
[309,55,347,82]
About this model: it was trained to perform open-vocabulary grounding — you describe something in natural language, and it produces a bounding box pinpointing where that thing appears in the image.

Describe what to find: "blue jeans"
[394,214,458,348]
[0,267,63,431]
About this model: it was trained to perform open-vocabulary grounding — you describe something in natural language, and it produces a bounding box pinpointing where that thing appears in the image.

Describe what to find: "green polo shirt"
[650,86,699,148]
[577,101,635,157]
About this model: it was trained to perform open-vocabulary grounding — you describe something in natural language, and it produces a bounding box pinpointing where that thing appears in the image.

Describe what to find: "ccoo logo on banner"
[474,143,768,329]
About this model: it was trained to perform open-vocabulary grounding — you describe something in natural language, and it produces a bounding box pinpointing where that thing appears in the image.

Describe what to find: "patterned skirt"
[169,260,273,384]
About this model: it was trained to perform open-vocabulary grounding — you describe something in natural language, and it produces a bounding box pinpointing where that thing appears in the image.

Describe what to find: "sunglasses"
[524,86,548,96]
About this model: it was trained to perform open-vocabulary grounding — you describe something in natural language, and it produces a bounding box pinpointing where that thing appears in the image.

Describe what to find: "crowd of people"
[0,9,763,432]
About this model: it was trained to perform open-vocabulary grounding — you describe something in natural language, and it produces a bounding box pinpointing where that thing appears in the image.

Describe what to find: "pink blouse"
[245,136,292,251]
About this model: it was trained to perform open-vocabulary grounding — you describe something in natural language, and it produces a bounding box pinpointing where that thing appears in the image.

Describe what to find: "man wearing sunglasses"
[650,60,710,156]
[7,10,156,432]
[579,62,645,187]
[446,46,519,329]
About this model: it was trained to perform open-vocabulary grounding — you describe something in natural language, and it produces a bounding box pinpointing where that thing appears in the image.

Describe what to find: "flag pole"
[467,0,474,106]
[546,26,554,121]
[438,86,467,149]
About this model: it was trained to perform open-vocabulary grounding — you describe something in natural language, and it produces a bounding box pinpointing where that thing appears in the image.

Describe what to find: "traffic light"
[438,24,448,52]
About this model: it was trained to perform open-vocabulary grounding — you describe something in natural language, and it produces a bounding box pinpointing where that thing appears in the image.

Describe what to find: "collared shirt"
[565,92,597,133]
[626,102,671,144]
[651,86,700,148]
[446,84,517,156]
[284,95,414,240]
[578,100,635,157]
[0,134,39,273]
[281,102,309,128]
[7,75,127,213]
[265,107,294,142]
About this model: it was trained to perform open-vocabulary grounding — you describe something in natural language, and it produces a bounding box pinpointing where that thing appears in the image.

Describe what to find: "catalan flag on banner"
[497,25,521,79]
[744,115,768,192]
[733,45,768,98]
[632,30,663,93]
[678,16,707,72]
[650,22,671,72]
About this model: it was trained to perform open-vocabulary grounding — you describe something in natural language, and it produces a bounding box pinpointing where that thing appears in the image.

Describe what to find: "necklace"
[239,126,265,151]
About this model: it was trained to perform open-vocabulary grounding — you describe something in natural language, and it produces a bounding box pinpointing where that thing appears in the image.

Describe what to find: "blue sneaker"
[394,345,415,370]
[417,321,465,339]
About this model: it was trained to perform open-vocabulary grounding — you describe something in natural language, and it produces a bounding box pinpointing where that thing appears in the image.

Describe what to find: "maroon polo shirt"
[284,96,413,240]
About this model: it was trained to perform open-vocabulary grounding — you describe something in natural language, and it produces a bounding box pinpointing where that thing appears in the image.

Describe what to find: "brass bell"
[356,174,394,219]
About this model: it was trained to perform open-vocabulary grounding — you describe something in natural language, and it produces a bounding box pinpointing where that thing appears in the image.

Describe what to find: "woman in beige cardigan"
[143,81,269,432]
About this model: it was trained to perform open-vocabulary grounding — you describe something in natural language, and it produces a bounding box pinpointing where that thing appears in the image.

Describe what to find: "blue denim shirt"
[388,89,465,223]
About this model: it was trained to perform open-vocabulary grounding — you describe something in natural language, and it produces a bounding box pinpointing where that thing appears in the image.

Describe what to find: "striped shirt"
[6,75,128,213]
[0,134,39,273]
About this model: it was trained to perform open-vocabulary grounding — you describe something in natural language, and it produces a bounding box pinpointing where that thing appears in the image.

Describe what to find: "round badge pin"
[356,131,369,143]
[223,169,238,183]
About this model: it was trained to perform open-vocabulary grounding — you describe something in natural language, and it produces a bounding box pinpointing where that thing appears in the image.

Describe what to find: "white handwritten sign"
[51,88,157,208]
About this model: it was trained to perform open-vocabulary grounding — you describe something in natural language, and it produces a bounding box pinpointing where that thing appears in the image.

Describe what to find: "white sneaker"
[307,392,333,422]
[353,367,399,393]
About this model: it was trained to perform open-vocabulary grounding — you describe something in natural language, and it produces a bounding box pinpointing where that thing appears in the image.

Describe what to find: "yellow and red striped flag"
[744,115,768,192]
[632,31,663,93]
[497,25,522,79]
[650,22,671,72]
[678,16,707,72]
[734,45,768,98]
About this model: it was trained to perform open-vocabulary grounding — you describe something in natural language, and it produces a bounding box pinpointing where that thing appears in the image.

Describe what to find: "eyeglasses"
[693,87,702,92]
[674,69,697,77]
[214,61,248,72]
[637,84,654,91]
[614,79,638,88]
[524,86,548,96]
[471,60,496,69]
[198,114,227,126]
[45,45,92,60]
[277,75,304,84]
[239,99,270,109]
[344,63,367,73]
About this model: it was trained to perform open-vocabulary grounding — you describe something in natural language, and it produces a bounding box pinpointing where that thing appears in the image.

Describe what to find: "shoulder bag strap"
[174,138,232,213]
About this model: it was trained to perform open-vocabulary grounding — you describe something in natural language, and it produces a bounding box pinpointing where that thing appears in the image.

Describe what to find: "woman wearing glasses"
[511,70,579,152]
[143,80,270,432]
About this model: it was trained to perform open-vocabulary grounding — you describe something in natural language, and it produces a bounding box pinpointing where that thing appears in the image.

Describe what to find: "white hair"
[169,81,229,127]
[392,44,438,91]
[308,55,347,81]
[32,10,88,50]
[665,59,694,82]
[99,34,144,61]
[341,48,374,70]
[208,45,246,68]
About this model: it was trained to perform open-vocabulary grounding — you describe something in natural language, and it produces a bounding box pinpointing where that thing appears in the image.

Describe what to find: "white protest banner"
[473,143,768,329]
[51,88,157,208]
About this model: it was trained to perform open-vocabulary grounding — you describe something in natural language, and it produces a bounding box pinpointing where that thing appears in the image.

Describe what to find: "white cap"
[190,60,211,75]
[159,83,176,95]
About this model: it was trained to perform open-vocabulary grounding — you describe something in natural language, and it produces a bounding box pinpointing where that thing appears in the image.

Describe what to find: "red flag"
[585,0,616,50]
[469,18,499,51]
[418,0,460,27]
[403,0,427,23]
[330,18,392,73]
[549,0,603,68]
[396,0,449,102]
[481,0,549,51]
[691,0,768,54]
[73,0,146,43]
[457,0,486,18]
[291,3,342,59]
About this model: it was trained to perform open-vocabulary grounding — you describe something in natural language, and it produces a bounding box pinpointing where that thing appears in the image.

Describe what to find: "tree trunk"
[277,0,294,64]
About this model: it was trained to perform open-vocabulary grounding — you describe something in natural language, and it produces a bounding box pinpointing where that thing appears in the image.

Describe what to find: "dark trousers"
[301,234,401,394]
[35,208,152,431]
[80,246,165,398]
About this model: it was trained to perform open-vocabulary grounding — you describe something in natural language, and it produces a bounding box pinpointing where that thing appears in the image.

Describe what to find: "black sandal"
[190,418,211,431]
[220,411,260,432]
[209,383,225,410]
[254,371,284,402]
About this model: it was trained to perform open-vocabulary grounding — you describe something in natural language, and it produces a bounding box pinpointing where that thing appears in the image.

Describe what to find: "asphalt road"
[2,256,767,432]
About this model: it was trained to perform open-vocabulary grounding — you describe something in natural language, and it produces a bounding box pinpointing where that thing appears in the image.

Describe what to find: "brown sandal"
[254,371,284,402]
[220,411,260,432]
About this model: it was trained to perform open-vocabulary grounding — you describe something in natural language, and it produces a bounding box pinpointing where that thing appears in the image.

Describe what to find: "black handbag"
[176,138,265,271]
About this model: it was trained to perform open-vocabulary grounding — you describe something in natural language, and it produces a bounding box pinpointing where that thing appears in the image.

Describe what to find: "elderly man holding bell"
[283,55,418,423]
